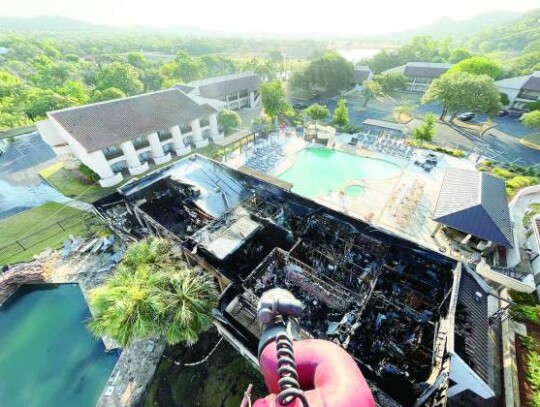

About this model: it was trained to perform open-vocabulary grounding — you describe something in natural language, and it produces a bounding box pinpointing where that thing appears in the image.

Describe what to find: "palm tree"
[87,238,218,347]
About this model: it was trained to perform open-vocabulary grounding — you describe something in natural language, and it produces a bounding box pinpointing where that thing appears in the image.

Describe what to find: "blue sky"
[1,0,539,35]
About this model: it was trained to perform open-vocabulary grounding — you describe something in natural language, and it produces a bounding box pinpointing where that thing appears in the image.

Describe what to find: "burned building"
[93,155,502,406]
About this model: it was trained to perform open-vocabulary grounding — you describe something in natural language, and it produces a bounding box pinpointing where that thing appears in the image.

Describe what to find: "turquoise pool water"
[0,284,118,407]
[278,147,402,198]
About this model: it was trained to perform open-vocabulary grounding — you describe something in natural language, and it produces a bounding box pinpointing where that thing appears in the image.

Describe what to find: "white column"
[147,132,171,165]
[249,91,256,108]
[88,150,123,187]
[170,125,191,156]
[208,113,223,140]
[120,141,148,175]
[191,119,208,148]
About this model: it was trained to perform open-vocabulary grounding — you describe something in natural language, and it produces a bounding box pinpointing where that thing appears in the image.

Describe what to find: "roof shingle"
[433,169,513,247]
[189,72,262,99]
[50,89,217,152]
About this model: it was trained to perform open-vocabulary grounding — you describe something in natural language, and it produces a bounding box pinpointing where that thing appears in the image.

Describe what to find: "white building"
[181,72,262,111]
[384,62,452,92]
[37,89,224,187]
[495,71,540,112]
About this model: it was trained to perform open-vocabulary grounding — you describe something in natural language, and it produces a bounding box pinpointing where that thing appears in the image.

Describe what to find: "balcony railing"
[158,132,173,142]
[517,91,540,101]
[104,149,124,160]
[133,140,150,150]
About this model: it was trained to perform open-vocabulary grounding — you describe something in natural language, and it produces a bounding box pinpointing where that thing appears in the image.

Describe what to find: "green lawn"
[40,163,114,203]
[0,202,97,266]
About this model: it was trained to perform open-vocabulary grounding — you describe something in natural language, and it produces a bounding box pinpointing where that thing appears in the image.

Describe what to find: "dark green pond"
[0,284,118,407]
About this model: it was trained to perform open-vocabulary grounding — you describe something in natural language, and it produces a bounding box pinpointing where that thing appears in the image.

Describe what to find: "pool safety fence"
[0,212,96,265]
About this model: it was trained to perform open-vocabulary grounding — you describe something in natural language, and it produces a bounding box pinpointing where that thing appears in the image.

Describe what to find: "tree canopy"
[423,71,502,120]
[521,111,540,131]
[292,52,353,95]
[410,113,436,145]
[447,56,502,79]
[305,103,329,121]
[373,72,408,94]
[333,99,349,126]
[218,109,241,135]
[259,81,289,119]
[361,80,383,107]
[97,61,144,95]
[88,237,218,347]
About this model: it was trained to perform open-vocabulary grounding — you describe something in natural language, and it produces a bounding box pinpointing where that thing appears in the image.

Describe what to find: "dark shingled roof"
[190,73,262,99]
[455,269,491,384]
[172,84,197,94]
[353,68,371,83]
[433,169,513,247]
[522,75,540,92]
[50,89,217,152]
[404,63,451,78]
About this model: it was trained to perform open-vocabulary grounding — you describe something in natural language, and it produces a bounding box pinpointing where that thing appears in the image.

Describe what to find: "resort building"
[181,72,262,111]
[495,71,540,112]
[37,89,224,187]
[352,66,373,86]
[385,62,453,92]
[93,155,503,407]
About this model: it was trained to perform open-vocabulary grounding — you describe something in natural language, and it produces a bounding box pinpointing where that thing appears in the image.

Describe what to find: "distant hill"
[381,11,521,42]
[0,15,120,33]
[466,8,540,53]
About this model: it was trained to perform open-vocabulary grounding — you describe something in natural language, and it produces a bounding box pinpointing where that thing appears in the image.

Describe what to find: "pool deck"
[223,131,477,260]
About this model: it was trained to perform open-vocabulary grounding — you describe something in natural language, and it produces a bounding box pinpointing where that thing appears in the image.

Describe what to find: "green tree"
[367,49,404,73]
[394,105,413,121]
[24,88,73,120]
[259,81,289,119]
[447,56,503,79]
[305,103,329,121]
[218,109,241,135]
[0,70,23,98]
[373,72,407,94]
[91,87,127,102]
[127,52,147,69]
[333,99,349,126]
[97,62,143,95]
[410,113,436,145]
[87,238,218,347]
[361,80,383,107]
[303,52,353,94]
[522,111,540,132]
[423,72,502,120]
[448,49,472,64]
[57,80,89,105]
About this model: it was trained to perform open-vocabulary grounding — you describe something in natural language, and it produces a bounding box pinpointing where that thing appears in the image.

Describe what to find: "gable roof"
[404,62,452,78]
[189,72,262,99]
[455,269,491,384]
[172,84,197,94]
[433,169,513,247]
[352,67,371,83]
[522,73,540,91]
[50,89,217,152]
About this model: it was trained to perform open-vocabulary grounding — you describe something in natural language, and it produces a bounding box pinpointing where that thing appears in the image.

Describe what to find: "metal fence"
[0,212,95,265]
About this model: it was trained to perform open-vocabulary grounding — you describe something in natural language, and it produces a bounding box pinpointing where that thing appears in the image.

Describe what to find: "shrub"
[510,290,538,306]
[452,149,466,158]
[510,304,540,324]
[507,176,535,190]
[483,160,493,167]
[528,351,540,406]
[522,336,540,352]
[492,167,517,179]
[79,164,100,183]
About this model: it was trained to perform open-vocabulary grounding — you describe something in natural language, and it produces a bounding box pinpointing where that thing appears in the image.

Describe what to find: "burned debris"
[92,155,499,406]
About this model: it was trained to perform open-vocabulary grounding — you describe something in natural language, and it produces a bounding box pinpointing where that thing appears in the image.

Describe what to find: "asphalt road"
[0,132,64,219]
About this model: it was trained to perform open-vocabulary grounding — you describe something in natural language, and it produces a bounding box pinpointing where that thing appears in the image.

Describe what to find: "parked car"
[498,109,509,117]
[457,112,475,121]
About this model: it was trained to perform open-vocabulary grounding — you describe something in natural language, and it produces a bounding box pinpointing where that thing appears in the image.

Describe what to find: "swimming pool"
[0,284,118,407]
[277,147,402,198]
